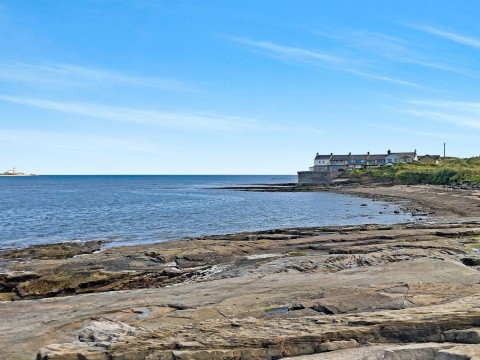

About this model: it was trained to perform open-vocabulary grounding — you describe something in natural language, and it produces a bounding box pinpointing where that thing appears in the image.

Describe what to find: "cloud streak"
[232,37,424,88]
[396,99,480,129]
[332,29,478,78]
[319,30,410,59]
[312,28,480,84]
[0,95,322,134]
[232,37,345,64]
[0,129,164,154]
[379,124,465,140]
[0,62,196,92]
[346,69,426,88]
[0,95,259,131]
[411,25,480,49]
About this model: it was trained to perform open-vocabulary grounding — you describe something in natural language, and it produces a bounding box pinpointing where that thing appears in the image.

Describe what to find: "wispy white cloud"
[358,32,475,76]
[402,109,480,129]
[327,30,410,58]
[0,129,164,153]
[346,69,426,88]
[0,94,323,134]
[232,37,424,88]
[410,25,480,49]
[232,37,345,64]
[0,62,196,92]
[396,99,480,129]
[0,95,258,131]
[315,29,479,79]
[405,59,479,78]
[406,99,480,110]
[378,124,463,139]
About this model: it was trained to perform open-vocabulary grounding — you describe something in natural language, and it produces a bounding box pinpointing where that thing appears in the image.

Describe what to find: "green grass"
[287,251,307,257]
[465,243,480,254]
[349,157,480,185]
[263,305,286,312]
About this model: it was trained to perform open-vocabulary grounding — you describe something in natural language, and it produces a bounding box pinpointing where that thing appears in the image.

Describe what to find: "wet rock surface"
[1,184,480,359]
[0,240,105,260]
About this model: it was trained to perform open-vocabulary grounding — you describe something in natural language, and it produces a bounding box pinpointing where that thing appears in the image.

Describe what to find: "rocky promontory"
[1,184,480,359]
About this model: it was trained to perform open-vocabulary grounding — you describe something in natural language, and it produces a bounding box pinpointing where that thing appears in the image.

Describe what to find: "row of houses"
[298,150,441,184]
[309,150,441,172]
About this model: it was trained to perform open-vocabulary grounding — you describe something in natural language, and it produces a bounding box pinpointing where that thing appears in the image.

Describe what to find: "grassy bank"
[349,157,480,185]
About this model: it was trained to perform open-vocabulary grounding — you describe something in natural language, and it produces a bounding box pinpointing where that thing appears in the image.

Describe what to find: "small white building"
[314,153,331,166]
[310,153,332,171]
[385,150,417,164]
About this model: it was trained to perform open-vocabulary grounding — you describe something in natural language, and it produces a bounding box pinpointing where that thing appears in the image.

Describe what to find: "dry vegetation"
[349,157,480,185]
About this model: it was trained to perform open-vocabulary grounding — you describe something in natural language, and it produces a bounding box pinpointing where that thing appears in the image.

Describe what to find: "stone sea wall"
[297,171,335,184]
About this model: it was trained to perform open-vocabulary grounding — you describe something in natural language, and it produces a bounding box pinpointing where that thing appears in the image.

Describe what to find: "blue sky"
[2,1,480,174]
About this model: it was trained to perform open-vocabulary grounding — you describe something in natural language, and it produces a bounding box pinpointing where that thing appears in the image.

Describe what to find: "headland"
[1,183,480,359]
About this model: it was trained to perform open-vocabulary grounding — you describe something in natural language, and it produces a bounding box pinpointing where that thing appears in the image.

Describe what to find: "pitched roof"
[330,155,350,161]
[388,152,416,158]
[419,155,441,160]
[314,154,331,160]
[368,154,387,160]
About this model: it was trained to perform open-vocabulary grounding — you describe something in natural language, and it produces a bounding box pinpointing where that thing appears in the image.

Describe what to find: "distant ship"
[0,167,36,176]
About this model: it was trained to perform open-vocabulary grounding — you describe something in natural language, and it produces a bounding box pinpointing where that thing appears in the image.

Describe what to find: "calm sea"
[0,175,412,249]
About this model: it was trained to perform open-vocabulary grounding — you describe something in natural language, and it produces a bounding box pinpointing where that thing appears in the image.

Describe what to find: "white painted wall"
[385,154,399,163]
[314,158,330,166]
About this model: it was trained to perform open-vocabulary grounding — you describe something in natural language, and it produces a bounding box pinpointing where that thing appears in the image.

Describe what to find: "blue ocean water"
[0,175,412,249]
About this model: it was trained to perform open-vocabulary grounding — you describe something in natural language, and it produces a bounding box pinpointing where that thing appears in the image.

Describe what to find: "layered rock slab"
[2,253,476,359]
[36,297,480,359]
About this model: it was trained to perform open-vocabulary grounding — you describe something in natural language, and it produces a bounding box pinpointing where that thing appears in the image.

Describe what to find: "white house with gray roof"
[385,150,417,164]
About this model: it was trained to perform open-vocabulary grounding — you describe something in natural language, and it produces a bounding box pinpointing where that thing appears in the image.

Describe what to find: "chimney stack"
[387,149,391,155]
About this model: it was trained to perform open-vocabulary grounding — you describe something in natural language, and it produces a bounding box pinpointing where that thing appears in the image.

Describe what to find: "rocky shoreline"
[1,183,480,359]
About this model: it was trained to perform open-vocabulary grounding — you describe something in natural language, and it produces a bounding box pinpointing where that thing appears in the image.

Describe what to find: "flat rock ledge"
[37,297,480,359]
